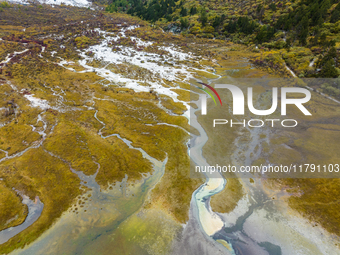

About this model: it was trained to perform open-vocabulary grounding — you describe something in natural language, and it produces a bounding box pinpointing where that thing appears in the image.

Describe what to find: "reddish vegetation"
[3,34,47,47]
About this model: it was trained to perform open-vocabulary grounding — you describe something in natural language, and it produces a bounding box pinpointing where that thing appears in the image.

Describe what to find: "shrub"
[0,1,10,8]
[321,83,340,96]
[203,26,214,33]
[200,8,208,26]
[269,3,276,11]
[75,36,90,48]
[180,18,189,29]
[319,59,339,78]
[190,25,201,34]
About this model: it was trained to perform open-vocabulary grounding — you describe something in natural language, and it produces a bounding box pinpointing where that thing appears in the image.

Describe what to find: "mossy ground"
[210,178,244,214]
[0,148,82,254]
[0,183,27,232]
[0,4,217,252]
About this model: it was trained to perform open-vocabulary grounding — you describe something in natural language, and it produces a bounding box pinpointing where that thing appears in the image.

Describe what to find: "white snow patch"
[70,28,202,104]
[55,27,214,120]
[24,95,50,110]
[309,58,316,67]
[0,49,29,65]
[129,36,153,47]
[9,0,91,7]
[285,64,297,77]
[125,25,139,31]
[160,45,193,61]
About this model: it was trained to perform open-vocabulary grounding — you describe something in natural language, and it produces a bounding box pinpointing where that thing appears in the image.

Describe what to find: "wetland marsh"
[0,3,339,255]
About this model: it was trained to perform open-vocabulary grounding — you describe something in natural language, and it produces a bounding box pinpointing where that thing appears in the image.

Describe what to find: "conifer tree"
[200,8,208,26]
[320,59,338,78]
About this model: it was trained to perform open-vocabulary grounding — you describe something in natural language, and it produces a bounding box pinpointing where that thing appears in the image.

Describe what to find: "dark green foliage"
[180,17,189,28]
[275,15,292,31]
[320,33,328,45]
[180,7,187,17]
[106,0,128,13]
[256,4,264,20]
[331,3,340,23]
[255,25,275,43]
[320,60,338,78]
[258,0,338,50]
[317,47,339,78]
[269,3,276,11]
[105,0,339,47]
[212,16,221,28]
[331,9,340,23]
[224,17,258,35]
[311,26,320,45]
[166,14,172,21]
[275,0,336,40]
[285,38,292,52]
[320,47,338,65]
[298,16,309,45]
[200,8,208,26]
[124,0,182,22]
[190,6,197,15]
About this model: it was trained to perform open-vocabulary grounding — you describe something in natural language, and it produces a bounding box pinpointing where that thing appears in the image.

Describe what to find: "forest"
[105,0,340,82]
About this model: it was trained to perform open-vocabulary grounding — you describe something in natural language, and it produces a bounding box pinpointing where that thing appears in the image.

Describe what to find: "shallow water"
[0,194,44,245]
[11,137,167,255]
[188,75,340,255]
